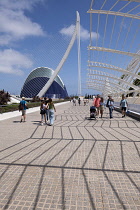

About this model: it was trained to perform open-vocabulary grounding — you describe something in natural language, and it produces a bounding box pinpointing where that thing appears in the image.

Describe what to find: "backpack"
[18,103,23,111]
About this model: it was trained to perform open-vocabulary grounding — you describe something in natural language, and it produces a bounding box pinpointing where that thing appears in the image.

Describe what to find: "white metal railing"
[114,101,140,113]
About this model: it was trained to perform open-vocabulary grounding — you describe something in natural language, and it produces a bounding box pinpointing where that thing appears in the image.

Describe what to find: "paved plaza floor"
[0,101,140,210]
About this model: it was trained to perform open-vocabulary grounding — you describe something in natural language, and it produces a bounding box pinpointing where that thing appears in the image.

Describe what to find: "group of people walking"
[19,97,56,125]
[93,94,128,119]
[19,94,128,125]
[93,95,105,118]
[72,97,89,106]
[40,98,56,125]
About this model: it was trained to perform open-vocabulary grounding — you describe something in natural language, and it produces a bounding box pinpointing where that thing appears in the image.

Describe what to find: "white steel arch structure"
[88,61,140,79]
[37,11,81,98]
[87,69,140,89]
[87,0,140,98]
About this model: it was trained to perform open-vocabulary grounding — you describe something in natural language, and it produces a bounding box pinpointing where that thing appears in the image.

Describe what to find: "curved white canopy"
[87,0,140,98]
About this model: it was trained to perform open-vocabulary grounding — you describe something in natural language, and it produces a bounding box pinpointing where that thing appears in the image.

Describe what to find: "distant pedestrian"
[47,98,56,126]
[78,98,81,106]
[72,98,76,106]
[120,95,128,118]
[83,98,86,106]
[106,96,114,119]
[99,97,105,118]
[40,101,46,125]
[19,97,28,122]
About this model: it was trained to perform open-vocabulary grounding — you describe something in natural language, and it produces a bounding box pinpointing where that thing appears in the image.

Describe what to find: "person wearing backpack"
[19,97,28,122]
[120,95,128,118]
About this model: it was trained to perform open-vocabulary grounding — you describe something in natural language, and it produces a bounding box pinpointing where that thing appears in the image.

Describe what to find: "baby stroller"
[90,106,97,119]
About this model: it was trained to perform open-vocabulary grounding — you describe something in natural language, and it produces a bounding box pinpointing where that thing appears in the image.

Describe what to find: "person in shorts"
[120,95,128,118]
[20,97,27,122]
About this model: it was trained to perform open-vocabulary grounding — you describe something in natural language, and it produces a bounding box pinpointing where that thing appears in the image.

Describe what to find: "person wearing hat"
[19,97,28,122]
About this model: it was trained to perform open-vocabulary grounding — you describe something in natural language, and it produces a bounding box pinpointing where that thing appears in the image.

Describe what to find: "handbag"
[40,109,46,114]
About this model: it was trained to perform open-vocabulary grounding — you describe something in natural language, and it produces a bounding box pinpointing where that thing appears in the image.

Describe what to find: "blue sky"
[0,0,139,96]
[0,0,93,96]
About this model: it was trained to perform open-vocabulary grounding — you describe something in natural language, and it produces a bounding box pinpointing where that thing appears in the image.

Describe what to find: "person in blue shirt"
[120,95,128,118]
[20,97,28,122]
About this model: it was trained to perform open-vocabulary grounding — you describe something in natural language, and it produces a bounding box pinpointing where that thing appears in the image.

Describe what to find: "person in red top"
[93,94,101,117]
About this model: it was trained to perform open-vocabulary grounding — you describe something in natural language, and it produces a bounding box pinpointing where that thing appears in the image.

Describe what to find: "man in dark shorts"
[20,97,27,122]
[120,95,128,118]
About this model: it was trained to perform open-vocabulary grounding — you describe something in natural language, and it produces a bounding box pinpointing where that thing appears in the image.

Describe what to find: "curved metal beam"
[87,9,140,20]
[87,83,120,93]
[88,46,140,58]
[88,72,139,90]
[87,82,140,97]
[122,0,140,2]
[37,11,80,98]
[87,84,116,97]
[87,79,126,92]
[88,61,140,79]
[87,85,113,95]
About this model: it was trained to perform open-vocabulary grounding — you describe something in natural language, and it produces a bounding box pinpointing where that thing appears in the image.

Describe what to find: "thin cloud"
[60,25,75,36]
[0,49,33,75]
[0,0,46,11]
[59,24,99,41]
[0,0,46,46]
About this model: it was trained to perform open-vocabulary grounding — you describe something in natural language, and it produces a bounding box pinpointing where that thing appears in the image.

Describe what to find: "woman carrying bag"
[46,98,56,126]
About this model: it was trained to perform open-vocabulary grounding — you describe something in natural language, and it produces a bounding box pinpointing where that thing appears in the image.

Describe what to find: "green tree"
[127,72,140,96]
[0,90,11,105]
[133,72,140,86]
